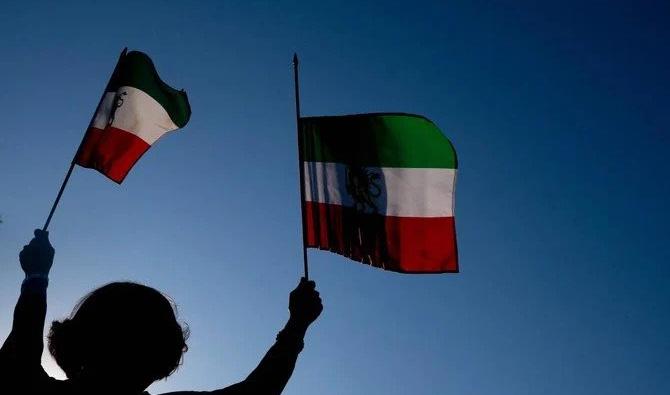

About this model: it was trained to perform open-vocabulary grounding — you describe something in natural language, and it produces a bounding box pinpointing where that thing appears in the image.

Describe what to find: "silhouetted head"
[48,282,188,392]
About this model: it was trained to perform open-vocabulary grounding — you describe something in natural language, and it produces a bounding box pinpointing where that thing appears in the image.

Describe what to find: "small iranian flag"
[300,113,458,273]
[75,50,191,183]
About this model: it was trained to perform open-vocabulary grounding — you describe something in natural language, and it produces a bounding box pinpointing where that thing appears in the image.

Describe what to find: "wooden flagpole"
[293,53,310,280]
[42,48,128,231]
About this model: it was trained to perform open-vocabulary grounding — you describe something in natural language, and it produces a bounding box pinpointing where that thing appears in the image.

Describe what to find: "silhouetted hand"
[288,278,323,329]
[19,229,55,277]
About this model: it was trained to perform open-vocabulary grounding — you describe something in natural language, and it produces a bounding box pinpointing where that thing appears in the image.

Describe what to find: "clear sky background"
[1,1,668,394]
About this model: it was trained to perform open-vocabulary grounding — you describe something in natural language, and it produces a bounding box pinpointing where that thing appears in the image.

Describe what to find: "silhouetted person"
[0,230,323,395]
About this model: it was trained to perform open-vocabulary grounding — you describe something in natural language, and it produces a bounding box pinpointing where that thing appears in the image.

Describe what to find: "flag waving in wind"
[300,113,458,273]
[75,50,191,183]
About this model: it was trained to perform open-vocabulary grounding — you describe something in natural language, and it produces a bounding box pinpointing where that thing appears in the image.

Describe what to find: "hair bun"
[48,319,83,378]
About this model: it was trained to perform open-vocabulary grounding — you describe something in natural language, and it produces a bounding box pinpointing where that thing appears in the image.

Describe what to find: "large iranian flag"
[75,50,191,183]
[300,113,458,273]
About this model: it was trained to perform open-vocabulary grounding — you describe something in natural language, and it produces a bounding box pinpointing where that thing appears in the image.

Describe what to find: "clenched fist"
[19,229,55,277]
[288,278,323,329]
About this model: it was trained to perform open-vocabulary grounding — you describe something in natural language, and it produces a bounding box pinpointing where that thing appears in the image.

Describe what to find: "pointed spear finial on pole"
[292,52,309,280]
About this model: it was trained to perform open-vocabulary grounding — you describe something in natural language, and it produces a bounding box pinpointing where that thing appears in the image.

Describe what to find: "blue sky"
[1,1,668,394]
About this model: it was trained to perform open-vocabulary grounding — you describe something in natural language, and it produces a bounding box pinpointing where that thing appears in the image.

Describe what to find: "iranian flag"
[74,50,191,183]
[300,113,458,273]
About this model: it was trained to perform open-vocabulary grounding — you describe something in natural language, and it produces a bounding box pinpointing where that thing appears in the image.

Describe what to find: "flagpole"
[42,163,76,231]
[42,48,128,231]
[293,53,310,280]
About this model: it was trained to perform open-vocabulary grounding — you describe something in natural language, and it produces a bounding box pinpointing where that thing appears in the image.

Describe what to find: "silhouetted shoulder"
[159,383,245,395]
[160,382,251,395]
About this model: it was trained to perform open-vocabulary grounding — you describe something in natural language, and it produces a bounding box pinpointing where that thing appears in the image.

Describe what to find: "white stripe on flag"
[303,161,456,217]
[90,86,179,145]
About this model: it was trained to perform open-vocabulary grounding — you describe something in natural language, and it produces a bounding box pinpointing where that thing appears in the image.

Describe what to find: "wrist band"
[25,273,49,280]
[22,275,49,293]
[276,329,305,353]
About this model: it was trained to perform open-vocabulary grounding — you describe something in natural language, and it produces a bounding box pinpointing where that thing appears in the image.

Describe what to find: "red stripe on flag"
[304,201,458,273]
[74,127,150,183]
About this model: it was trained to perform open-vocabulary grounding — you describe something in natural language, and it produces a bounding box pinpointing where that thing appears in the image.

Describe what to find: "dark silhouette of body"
[0,230,323,395]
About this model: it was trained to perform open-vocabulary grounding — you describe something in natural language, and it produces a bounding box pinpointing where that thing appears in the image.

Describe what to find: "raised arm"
[163,278,323,395]
[0,230,55,383]
[236,278,322,394]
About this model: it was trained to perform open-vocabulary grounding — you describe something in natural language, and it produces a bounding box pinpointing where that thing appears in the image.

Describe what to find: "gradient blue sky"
[1,1,668,394]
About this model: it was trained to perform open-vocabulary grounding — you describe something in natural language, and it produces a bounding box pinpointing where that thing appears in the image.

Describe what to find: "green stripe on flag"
[300,113,457,169]
[108,51,191,128]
